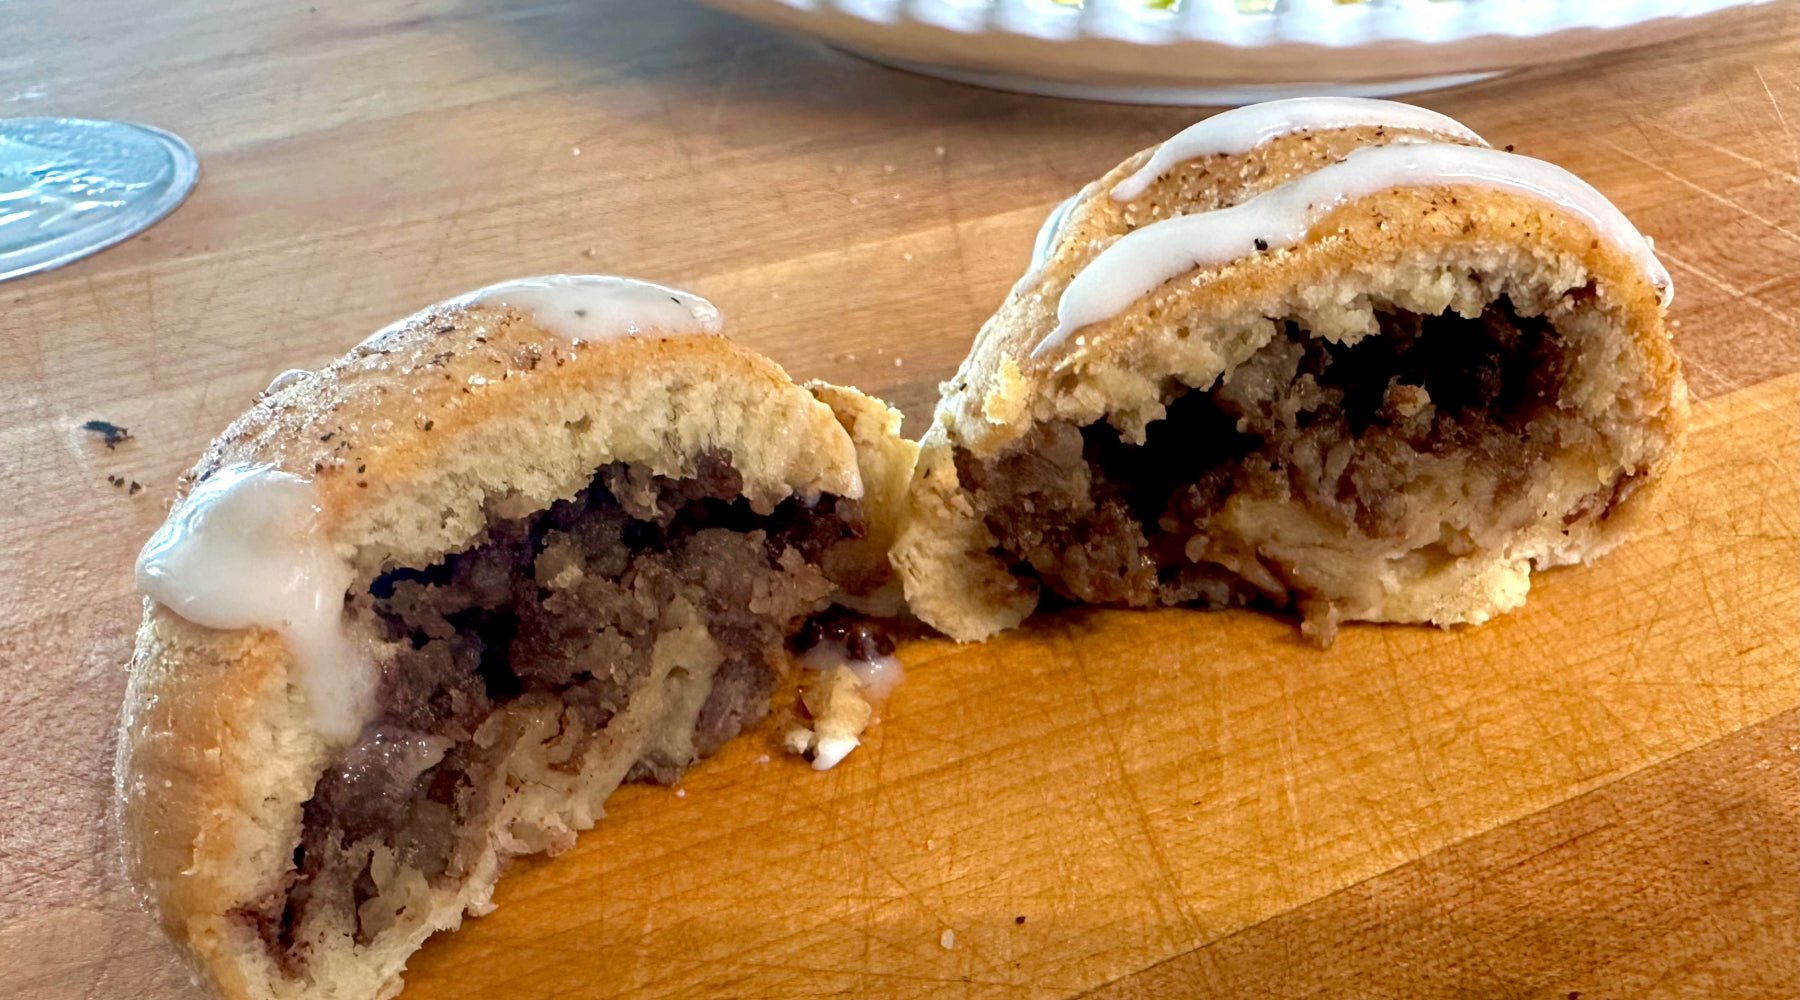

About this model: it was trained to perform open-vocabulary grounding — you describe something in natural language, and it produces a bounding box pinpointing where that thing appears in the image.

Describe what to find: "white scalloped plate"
[694,0,1773,104]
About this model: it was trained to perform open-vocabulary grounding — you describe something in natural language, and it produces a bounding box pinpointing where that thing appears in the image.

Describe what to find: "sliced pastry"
[895,97,1687,644]
[119,276,916,1000]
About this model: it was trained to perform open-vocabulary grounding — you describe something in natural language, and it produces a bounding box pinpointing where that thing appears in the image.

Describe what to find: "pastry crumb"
[783,666,874,771]
[106,474,145,495]
[939,929,955,950]
[782,726,814,756]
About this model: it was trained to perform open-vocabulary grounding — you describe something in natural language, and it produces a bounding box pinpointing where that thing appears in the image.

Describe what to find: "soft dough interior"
[957,295,1639,639]
[237,453,863,974]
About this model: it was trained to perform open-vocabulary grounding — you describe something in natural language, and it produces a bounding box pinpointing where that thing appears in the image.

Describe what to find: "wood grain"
[0,1,1794,997]
[1087,709,1800,1000]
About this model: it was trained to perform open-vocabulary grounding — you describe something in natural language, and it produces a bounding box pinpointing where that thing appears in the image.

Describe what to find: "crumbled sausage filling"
[959,298,1629,635]
[236,453,863,972]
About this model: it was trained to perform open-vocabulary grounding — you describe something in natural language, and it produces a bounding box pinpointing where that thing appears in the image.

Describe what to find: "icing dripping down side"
[800,641,905,702]
[136,466,373,744]
[1040,142,1674,357]
[263,368,315,395]
[1009,192,1083,299]
[466,274,724,343]
[1110,96,1487,203]
[1031,193,1081,272]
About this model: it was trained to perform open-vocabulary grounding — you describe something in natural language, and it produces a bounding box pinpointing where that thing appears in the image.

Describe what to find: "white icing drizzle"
[353,275,723,353]
[1039,142,1674,357]
[1110,97,1486,203]
[800,641,904,701]
[263,368,314,395]
[136,466,373,744]
[135,277,727,747]
[1030,193,1081,271]
[1007,194,1078,299]
[465,274,723,343]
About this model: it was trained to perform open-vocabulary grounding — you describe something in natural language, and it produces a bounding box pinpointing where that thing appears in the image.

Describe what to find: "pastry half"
[119,276,916,1000]
[894,98,1688,643]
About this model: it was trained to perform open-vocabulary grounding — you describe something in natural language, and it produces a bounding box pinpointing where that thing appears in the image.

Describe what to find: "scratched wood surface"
[0,2,1795,998]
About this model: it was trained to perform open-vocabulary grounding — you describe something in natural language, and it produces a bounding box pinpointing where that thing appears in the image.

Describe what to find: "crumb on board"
[1015,916,1026,925]
[939,929,955,950]
[783,726,813,756]
[783,666,873,771]
[81,420,132,449]
[105,474,144,494]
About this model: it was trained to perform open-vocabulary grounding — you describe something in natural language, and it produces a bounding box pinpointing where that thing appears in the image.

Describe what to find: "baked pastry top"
[893,98,1687,643]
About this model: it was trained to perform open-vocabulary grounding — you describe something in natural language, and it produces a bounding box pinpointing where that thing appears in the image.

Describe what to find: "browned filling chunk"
[958,298,1614,623]
[238,454,863,972]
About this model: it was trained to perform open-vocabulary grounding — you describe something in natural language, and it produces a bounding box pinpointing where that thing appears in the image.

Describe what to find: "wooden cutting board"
[1,2,1794,997]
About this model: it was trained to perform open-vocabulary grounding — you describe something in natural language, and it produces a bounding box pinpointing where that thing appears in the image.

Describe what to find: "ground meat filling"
[959,297,1603,618]
[238,453,863,972]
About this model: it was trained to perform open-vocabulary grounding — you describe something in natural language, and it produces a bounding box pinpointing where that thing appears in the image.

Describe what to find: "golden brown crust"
[896,123,1689,641]
[184,303,862,581]
[804,382,921,616]
[120,289,908,1000]
[119,594,348,1000]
